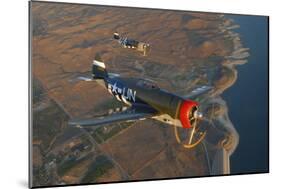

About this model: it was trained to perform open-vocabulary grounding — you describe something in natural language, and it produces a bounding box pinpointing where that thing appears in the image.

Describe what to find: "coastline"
[30,3,267,185]
[220,15,269,173]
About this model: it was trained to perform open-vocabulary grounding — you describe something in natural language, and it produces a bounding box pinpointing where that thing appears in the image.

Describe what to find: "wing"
[183,85,213,100]
[68,105,158,128]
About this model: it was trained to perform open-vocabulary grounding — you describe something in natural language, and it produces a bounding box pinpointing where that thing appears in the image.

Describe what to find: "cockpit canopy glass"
[136,79,159,89]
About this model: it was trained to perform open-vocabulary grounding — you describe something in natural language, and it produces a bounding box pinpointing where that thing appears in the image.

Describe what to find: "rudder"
[92,54,108,79]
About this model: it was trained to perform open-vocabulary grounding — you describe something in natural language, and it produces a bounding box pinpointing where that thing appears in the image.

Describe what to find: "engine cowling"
[179,100,199,128]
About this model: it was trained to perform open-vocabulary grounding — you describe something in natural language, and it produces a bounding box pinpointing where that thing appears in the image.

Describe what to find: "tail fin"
[113,32,120,40]
[92,54,108,79]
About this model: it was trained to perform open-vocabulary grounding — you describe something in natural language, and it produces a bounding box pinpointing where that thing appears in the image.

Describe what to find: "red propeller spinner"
[179,100,202,128]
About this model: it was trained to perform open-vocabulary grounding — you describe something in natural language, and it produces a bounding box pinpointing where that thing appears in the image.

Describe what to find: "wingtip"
[68,120,80,128]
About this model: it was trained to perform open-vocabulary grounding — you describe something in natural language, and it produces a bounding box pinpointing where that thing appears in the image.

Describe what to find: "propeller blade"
[188,119,197,145]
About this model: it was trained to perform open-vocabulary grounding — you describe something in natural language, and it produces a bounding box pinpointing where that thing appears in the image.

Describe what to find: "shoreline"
[201,15,250,174]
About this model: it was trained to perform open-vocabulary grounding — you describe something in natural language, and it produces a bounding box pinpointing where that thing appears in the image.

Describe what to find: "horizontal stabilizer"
[77,76,92,81]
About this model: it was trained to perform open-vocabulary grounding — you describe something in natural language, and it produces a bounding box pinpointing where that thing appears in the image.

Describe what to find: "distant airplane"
[69,54,213,149]
[113,32,150,56]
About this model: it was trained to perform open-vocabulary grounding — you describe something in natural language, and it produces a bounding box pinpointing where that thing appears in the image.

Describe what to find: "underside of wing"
[68,105,158,128]
[183,85,213,100]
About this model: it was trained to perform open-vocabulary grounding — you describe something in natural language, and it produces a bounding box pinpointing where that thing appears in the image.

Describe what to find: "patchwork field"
[31,1,248,187]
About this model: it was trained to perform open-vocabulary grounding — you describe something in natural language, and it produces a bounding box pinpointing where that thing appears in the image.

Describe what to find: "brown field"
[31,1,248,186]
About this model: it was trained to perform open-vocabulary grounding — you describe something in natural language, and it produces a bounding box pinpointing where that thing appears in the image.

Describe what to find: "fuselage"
[102,75,197,129]
[113,33,150,56]
[91,52,199,129]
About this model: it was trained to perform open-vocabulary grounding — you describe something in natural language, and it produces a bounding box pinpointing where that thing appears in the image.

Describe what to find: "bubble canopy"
[136,78,159,89]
